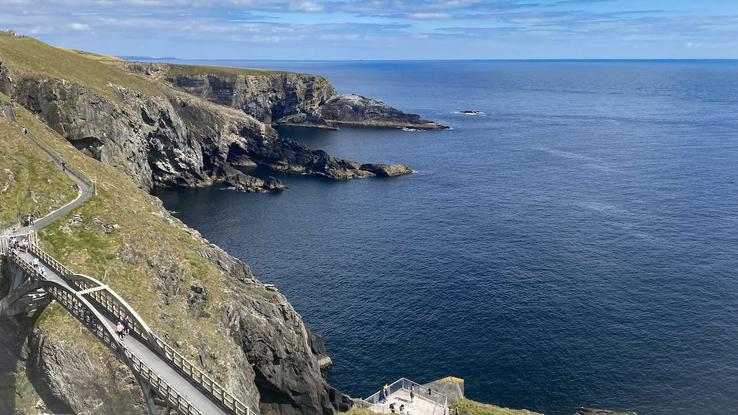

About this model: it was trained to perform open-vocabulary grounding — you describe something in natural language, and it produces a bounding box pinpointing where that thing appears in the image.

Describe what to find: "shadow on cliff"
[0,261,74,414]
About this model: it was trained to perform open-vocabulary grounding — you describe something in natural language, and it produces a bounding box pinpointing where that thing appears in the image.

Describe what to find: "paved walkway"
[3,102,16,122]
[2,102,234,415]
[2,103,93,237]
[13,250,228,415]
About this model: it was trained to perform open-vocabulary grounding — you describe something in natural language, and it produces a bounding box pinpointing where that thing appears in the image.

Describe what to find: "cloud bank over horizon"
[1,0,737,59]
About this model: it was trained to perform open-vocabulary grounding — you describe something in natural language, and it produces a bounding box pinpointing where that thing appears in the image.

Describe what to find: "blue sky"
[2,0,737,59]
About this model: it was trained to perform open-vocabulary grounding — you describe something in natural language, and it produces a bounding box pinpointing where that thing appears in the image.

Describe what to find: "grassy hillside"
[2,99,253,411]
[0,36,161,99]
[164,62,284,78]
[0,93,76,227]
[65,48,124,64]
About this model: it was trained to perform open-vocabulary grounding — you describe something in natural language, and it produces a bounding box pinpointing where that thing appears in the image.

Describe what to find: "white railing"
[0,99,251,415]
[8,250,205,415]
[365,378,448,415]
[0,231,36,256]
[28,244,256,415]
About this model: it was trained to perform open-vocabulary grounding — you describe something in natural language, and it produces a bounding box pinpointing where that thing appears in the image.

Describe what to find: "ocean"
[153,60,738,415]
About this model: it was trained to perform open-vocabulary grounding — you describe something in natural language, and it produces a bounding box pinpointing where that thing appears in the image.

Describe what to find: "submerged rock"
[576,408,638,415]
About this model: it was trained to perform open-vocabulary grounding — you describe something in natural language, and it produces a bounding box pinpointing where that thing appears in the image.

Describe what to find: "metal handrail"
[2,101,251,415]
[0,231,36,256]
[365,378,449,414]
[28,244,255,415]
[7,250,203,415]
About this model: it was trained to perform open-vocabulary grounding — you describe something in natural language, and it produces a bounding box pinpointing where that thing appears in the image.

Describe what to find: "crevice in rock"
[253,365,298,407]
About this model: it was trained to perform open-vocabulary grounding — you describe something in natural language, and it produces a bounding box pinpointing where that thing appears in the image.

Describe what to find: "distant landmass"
[118,55,180,61]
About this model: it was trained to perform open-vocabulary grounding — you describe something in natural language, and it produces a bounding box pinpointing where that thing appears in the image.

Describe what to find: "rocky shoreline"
[0,35,438,415]
[125,62,449,132]
[0,35,645,415]
[0,58,420,195]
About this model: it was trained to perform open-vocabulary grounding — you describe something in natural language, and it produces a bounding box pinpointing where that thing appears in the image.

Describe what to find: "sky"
[1,0,737,60]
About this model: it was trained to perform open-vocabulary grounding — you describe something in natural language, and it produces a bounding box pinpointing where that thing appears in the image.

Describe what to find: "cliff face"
[126,62,337,126]
[0,101,346,415]
[0,37,355,415]
[125,62,447,130]
[1,70,391,193]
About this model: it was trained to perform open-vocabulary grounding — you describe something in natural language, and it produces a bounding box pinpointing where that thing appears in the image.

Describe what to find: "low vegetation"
[450,399,541,415]
[0,36,161,99]
[4,99,250,402]
[64,48,123,64]
[164,62,285,78]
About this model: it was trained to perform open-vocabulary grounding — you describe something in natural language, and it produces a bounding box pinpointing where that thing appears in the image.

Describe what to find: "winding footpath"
[0,101,254,415]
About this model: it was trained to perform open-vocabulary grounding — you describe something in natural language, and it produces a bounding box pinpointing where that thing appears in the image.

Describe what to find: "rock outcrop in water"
[124,62,448,130]
[0,62,411,193]
[319,94,446,130]
[220,165,286,192]
[359,163,413,177]
[576,408,637,415]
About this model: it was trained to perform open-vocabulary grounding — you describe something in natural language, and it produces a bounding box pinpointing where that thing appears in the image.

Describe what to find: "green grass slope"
[0,36,160,99]
[2,100,252,412]
[450,399,541,415]
[164,62,285,78]
[0,93,76,227]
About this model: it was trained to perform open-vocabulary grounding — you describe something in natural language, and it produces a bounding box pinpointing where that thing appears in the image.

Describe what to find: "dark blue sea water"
[154,61,738,415]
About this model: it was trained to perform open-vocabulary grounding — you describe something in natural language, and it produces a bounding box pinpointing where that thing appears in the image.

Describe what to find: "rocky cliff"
[0,36,353,415]
[1,68,403,193]
[125,62,447,130]
[0,40,413,194]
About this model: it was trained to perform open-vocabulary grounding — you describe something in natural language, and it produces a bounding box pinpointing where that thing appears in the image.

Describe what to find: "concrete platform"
[368,388,447,415]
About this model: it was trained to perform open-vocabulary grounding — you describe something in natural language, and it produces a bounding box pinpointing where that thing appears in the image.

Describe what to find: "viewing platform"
[364,377,464,415]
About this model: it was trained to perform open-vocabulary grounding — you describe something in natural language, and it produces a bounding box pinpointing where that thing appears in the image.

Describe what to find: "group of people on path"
[4,235,46,279]
[6,235,30,253]
[389,402,410,415]
[29,253,48,278]
[380,384,415,415]
[116,316,131,340]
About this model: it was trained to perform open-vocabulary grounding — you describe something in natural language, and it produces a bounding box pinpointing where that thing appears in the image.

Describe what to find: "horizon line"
[121,56,738,63]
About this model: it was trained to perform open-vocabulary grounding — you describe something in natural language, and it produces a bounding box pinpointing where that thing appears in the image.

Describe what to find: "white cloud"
[409,12,452,20]
[289,0,323,12]
[68,22,90,30]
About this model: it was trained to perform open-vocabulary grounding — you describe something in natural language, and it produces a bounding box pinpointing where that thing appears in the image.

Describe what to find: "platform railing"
[365,378,449,415]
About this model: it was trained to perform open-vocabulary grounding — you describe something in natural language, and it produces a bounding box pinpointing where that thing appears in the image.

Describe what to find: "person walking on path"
[61,161,66,172]
[122,316,131,335]
[116,321,125,340]
[410,388,415,402]
[382,384,389,402]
